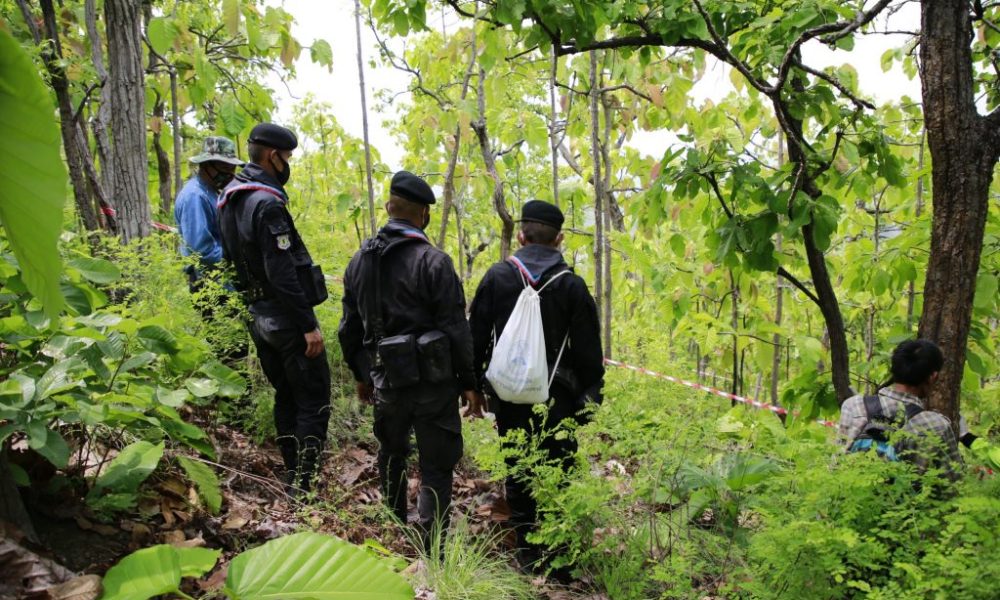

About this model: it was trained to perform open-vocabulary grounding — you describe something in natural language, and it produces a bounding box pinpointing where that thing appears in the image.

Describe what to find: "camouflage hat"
[189,136,244,166]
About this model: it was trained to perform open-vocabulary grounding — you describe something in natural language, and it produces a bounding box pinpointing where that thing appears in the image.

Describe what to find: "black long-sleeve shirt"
[338,219,476,390]
[468,244,604,399]
[218,163,321,333]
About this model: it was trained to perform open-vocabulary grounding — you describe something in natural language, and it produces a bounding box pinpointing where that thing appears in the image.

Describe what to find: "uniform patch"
[276,234,291,250]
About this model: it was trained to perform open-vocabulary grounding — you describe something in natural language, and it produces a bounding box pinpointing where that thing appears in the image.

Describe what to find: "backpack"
[848,395,924,461]
[485,262,570,404]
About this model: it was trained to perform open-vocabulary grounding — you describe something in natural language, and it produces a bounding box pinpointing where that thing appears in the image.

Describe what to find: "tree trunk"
[354,0,377,237]
[85,0,113,197]
[550,51,560,208]
[906,132,925,332]
[436,26,478,248]
[918,0,997,429]
[589,51,605,346]
[106,0,150,242]
[152,97,172,216]
[32,0,101,232]
[472,67,513,259]
[169,68,183,194]
[600,94,613,357]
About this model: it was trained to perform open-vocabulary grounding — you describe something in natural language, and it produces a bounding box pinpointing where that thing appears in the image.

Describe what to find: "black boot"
[296,438,323,497]
[378,453,409,523]
[276,437,298,494]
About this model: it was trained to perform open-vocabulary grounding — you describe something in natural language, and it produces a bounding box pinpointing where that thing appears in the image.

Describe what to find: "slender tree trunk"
[918,0,998,428]
[589,51,605,347]
[550,51,560,208]
[169,68,183,192]
[31,0,101,232]
[600,95,613,357]
[472,67,513,259]
[800,222,852,399]
[106,0,150,242]
[85,0,113,198]
[354,0,377,236]
[730,270,740,401]
[907,131,926,332]
[152,97,172,215]
[436,26,478,248]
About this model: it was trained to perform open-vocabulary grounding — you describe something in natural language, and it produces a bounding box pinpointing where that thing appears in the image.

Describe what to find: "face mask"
[272,153,291,185]
[422,208,431,230]
[211,170,233,190]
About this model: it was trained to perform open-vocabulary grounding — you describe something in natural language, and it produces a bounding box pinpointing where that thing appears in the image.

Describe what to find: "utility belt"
[370,330,453,389]
[240,263,327,307]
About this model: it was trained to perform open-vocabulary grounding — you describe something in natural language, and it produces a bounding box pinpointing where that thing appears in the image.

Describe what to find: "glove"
[970,438,1000,471]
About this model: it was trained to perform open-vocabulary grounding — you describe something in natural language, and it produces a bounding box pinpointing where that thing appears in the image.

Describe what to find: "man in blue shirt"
[174,136,244,288]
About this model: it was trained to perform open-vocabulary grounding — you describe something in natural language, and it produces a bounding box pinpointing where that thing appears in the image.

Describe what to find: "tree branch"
[600,83,654,103]
[792,60,875,110]
[15,0,42,45]
[777,266,821,305]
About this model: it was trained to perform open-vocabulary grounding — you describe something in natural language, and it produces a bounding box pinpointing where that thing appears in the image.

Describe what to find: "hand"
[304,328,324,358]
[356,381,375,405]
[461,389,486,419]
[971,438,1000,471]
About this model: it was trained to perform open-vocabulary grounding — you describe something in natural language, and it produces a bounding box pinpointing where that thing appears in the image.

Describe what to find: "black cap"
[390,170,436,205]
[520,200,564,229]
[248,123,298,151]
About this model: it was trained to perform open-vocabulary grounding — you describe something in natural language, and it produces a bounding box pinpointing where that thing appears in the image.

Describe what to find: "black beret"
[390,170,436,205]
[520,199,564,229]
[248,123,298,151]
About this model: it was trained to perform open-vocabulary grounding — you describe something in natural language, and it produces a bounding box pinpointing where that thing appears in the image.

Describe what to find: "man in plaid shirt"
[838,339,963,481]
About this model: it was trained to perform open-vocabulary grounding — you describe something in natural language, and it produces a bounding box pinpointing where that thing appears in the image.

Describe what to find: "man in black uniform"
[338,171,477,541]
[468,199,604,567]
[217,123,330,495]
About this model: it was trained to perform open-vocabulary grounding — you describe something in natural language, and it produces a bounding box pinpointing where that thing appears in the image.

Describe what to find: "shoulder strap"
[863,395,885,422]
[903,401,924,422]
[537,269,571,293]
[217,183,285,209]
[362,236,387,343]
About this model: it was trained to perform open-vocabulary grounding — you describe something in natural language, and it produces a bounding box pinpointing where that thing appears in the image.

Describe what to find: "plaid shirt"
[838,387,963,481]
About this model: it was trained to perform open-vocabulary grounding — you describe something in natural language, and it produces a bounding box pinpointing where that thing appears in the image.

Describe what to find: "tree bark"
[354,0,377,237]
[589,51,605,346]
[436,26,478,248]
[906,131,925,332]
[918,0,997,429]
[472,67,513,259]
[152,97,172,215]
[600,94,613,357]
[33,0,101,232]
[106,0,151,242]
[550,51,560,208]
[84,0,113,197]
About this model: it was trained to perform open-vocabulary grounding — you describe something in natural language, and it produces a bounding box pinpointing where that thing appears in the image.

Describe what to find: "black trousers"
[373,382,463,534]
[494,393,582,549]
[250,316,331,455]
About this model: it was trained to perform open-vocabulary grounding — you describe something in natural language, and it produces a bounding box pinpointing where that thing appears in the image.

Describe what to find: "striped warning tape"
[603,358,837,428]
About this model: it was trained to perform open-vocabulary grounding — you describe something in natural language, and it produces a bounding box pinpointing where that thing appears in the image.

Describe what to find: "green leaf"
[185,377,220,398]
[176,546,221,578]
[33,429,70,469]
[223,0,242,37]
[147,18,178,55]
[200,361,247,398]
[310,39,333,72]
[137,325,179,355]
[0,29,66,317]
[974,273,997,309]
[225,532,414,599]
[95,441,164,494]
[67,257,122,284]
[219,99,249,138]
[155,386,190,408]
[99,545,182,600]
[178,456,222,515]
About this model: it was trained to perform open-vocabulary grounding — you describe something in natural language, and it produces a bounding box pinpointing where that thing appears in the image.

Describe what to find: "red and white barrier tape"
[101,206,177,233]
[603,358,837,428]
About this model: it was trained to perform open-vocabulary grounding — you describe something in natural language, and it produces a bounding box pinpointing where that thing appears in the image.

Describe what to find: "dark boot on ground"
[295,438,323,498]
[276,437,298,495]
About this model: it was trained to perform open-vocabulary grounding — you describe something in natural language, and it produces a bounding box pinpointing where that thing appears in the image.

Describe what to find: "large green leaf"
[100,545,183,600]
[95,441,164,493]
[0,29,66,317]
[68,256,122,284]
[225,532,414,599]
[178,456,222,515]
[201,361,247,398]
[99,545,219,600]
[137,325,179,355]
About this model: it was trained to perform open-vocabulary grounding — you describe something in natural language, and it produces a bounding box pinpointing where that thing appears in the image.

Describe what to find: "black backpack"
[848,395,924,461]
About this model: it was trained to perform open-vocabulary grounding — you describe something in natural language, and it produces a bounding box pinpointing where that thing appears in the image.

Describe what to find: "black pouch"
[297,264,328,306]
[377,334,420,388]
[417,330,452,383]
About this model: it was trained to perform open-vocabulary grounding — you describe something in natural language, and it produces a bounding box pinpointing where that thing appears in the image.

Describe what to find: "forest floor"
[19,402,599,599]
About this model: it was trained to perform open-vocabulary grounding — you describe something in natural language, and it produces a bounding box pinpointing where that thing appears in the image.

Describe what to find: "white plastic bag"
[485,270,569,404]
